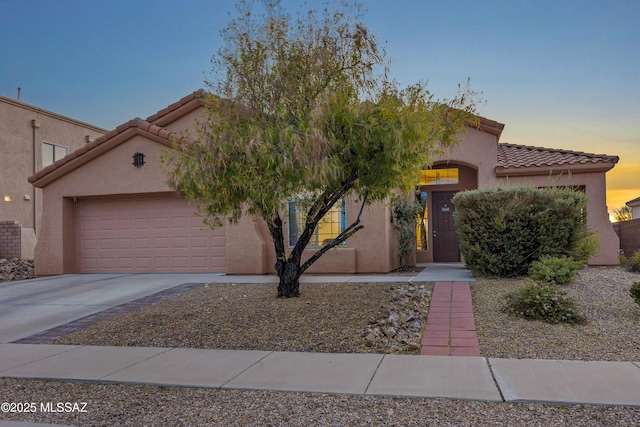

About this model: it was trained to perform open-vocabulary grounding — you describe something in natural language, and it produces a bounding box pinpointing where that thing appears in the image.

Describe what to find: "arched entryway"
[416,162,478,263]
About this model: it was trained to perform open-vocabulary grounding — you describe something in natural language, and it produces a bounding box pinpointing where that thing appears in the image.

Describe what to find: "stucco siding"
[0,95,105,260]
[437,127,500,189]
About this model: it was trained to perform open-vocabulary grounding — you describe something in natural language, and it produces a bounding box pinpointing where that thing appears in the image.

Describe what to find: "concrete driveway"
[0,273,224,343]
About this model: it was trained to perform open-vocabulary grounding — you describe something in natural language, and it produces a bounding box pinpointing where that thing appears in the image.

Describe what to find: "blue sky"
[1,0,639,210]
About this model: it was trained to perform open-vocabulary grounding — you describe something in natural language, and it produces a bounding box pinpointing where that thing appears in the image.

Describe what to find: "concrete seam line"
[218,351,274,389]
[0,344,82,373]
[486,358,512,403]
[98,346,174,380]
[363,354,386,395]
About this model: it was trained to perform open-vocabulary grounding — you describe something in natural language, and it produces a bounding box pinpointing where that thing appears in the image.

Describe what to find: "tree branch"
[266,214,286,275]
[299,192,369,273]
[292,169,358,255]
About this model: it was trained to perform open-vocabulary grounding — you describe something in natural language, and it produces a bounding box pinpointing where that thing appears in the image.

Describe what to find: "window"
[418,168,459,185]
[416,192,428,250]
[42,142,68,167]
[288,199,346,247]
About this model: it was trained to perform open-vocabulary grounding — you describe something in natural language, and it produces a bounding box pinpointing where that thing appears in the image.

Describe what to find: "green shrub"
[631,282,640,307]
[619,254,629,268]
[391,195,422,271]
[528,256,583,285]
[453,187,589,277]
[570,233,600,263]
[504,283,585,324]
[626,250,640,273]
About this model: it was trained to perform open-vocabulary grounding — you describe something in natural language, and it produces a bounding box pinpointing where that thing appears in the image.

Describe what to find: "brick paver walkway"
[421,281,480,356]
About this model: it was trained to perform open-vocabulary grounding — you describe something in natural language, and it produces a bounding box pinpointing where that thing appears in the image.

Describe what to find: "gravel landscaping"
[46,266,640,361]
[1,378,639,426]
[2,265,639,425]
[473,267,640,361]
[48,282,431,355]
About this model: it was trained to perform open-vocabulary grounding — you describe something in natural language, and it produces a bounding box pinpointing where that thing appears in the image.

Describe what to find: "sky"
[1,0,639,215]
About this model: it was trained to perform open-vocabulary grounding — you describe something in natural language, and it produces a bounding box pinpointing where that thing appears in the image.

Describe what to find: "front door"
[433,191,460,262]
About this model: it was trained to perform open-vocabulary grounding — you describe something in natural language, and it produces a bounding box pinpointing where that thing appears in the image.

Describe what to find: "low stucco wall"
[225,199,401,275]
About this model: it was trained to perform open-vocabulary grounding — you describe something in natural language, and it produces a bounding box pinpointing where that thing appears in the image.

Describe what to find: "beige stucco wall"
[418,126,618,266]
[225,197,400,275]
[436,127,500,189]
[33,97,619,274]
[34,135,181,275]
[415,127,498,263]
[0,95,105,259]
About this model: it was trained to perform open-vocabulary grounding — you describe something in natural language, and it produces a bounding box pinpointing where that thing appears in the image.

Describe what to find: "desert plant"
[504,283,584,324]
[528,256,583,285]
[630,282,640,307]
[626,250,640,273]
[619,253,629,268]
[391,195,423,271]
[453,186,589,277]
[569,232,600,263]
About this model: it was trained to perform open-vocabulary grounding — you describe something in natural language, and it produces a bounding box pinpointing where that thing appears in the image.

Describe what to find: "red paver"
[421,281,481,357]
[421,346,451,356]
[451,347,481,356]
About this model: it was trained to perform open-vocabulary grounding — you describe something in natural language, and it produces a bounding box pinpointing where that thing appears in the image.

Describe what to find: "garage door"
[76,196,226,273]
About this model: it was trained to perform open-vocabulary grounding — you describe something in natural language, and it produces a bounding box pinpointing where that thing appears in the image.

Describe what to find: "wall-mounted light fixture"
[132,152,146,168]
[4,195,14,202]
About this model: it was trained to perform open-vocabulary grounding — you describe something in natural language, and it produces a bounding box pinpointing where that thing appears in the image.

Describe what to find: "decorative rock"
[0,258,35,282]
[361,284,431,354]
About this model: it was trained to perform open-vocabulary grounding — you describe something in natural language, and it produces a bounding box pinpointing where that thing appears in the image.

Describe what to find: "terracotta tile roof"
[497,143,619,169]
[29,118,178,186]
[146,89,206,125]
[477,116,505,137]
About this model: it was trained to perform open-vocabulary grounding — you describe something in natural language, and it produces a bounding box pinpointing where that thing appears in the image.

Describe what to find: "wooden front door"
[433,191,460,262]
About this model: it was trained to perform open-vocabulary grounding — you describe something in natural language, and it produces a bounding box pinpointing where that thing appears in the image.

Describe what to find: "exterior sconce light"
[4,195,14,202]
[132,152,146,168]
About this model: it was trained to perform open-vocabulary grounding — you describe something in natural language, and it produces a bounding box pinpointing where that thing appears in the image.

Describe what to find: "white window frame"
[42,141,69,167]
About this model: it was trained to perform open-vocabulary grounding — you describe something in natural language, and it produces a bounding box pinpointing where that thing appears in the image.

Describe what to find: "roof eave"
[29,127,175,188]
[495,162,617,177]
[476,116,505,138]
[146,89,206,127]
[626,197,640,207]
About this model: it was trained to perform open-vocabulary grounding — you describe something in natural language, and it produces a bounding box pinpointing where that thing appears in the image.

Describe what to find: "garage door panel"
[117,237,133,249]
[99,238,115,249]
[191,236,208,248]
[172,216,189,228]
[172,236,189,248]
[77,196,226,273]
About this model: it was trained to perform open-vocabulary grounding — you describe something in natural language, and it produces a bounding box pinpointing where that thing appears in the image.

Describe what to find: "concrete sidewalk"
[1,343,639,407]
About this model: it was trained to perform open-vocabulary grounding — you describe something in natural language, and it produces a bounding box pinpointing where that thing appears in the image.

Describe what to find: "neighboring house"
[28,90,620,276]
[0,94,107,259]
[614,196,640,257]
[627,196,640,219]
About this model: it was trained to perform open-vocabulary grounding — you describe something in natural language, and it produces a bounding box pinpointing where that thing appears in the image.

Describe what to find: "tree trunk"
[277,258,301,298]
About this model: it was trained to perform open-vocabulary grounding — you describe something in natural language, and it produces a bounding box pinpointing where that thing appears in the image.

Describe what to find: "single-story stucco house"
[28,90,620,276]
